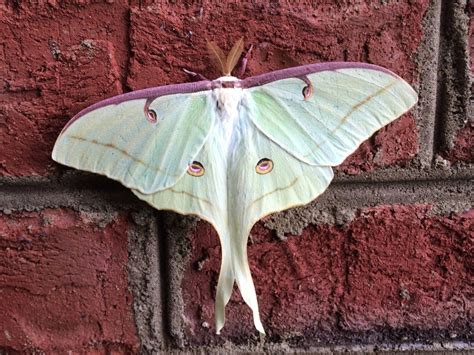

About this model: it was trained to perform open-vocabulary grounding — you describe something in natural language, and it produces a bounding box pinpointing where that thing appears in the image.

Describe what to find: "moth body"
[213,76,243,117]
[212,76,243,151]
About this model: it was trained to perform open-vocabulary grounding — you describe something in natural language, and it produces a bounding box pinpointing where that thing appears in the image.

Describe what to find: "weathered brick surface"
[339,206,473,332]
[445,122,474,163]
[0,3,127,176]
[0,209,140,353]
[179,205,473,345]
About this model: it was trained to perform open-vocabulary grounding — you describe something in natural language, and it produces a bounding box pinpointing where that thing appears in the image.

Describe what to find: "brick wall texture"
[0,0,472,353]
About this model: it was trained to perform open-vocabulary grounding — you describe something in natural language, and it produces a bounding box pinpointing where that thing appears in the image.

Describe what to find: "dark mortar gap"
[285,323,474,351]
[433,0,452,156]
[155,210,175,347]
[0,88,41,104]
[0,171,126,191]
[0,347,23,355]
[335,228,352,333]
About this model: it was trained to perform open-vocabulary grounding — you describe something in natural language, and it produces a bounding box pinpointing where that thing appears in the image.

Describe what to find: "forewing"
[245,66,418,166]
[52,90,215,194]
[132,125,227,232]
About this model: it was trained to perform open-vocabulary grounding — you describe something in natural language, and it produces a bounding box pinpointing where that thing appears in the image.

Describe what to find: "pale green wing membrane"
[246,67,418,166]
[52,92,215,193]
[132,123,228,232]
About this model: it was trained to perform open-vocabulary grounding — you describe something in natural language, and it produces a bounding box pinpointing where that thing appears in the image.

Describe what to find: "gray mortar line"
[322,179,472,215]
[0,178,470,213]
[332,164,473,183]
[414,0,442,167]
[127,211,167,352]
[433,0,472,154]
[0,185,143,212]
[160,212,198,349]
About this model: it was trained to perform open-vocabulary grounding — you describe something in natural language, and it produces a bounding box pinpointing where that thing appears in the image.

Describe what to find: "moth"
[52,39,418,334]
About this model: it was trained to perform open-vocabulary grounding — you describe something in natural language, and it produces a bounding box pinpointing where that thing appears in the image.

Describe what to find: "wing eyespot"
[146,108,158,123]
[255,158,273,175]
[187,161,205,177]
[147,109,158,123]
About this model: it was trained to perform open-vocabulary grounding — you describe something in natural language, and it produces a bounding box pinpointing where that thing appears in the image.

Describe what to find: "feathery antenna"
[207,38,245,76]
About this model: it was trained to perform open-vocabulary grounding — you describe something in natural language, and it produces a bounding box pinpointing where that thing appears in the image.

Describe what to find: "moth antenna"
[207,41,227,76]
[226,37,244,76]
[183,68,209,81]
[233,44,253,78]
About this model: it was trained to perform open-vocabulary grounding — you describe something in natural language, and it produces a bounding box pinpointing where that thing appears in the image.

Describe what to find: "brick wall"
[0,0,472,353]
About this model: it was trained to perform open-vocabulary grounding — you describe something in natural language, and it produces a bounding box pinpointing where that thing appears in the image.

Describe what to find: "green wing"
[52,91,216,193]
[246,67,418,165]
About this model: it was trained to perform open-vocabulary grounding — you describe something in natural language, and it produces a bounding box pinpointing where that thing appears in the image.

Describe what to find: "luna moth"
[52,39,418,334]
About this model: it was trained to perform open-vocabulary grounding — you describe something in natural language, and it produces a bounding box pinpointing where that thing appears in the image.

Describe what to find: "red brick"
[341,113,418,174]
[129,2,429,174]
[340,205,473,332]
[444,121,474,163]
[180,205,472,345]
[0,209,140,353]
[0,4,128,176]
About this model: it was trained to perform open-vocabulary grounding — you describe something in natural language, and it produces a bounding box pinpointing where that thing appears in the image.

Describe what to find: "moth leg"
[233,44,253,78]
[183,68,209,81]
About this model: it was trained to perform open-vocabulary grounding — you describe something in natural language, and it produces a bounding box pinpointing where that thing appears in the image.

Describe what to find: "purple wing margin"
[240,61,397,88]
[61,80,213,133]
[61,61,398,133]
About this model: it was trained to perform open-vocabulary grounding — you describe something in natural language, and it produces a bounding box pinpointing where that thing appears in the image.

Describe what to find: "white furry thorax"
[213,76,243,121]
[212,76,244,152]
